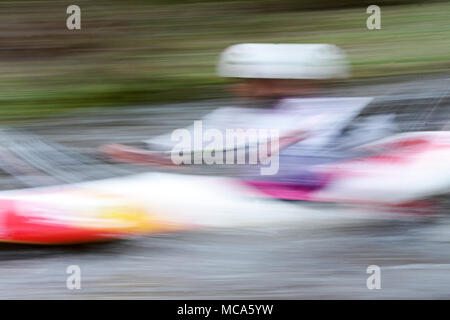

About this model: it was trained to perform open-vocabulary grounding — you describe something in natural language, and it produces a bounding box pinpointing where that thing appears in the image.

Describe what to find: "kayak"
[0,131,448,245]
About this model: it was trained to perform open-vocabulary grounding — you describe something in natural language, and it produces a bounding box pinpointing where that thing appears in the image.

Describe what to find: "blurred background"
[0,0,449,120]
[0,0,450,299]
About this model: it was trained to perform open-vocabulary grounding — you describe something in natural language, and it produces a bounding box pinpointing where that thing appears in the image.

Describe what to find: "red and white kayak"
[0,131,448,245]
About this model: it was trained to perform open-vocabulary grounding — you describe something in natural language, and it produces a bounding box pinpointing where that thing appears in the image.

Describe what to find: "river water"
[0,73,450,299]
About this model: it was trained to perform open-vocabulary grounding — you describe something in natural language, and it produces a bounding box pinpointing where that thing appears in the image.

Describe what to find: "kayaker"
[102,43,398,189]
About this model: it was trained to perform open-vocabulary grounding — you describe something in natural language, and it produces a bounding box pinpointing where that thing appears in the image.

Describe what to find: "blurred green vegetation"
[0,0,449,120]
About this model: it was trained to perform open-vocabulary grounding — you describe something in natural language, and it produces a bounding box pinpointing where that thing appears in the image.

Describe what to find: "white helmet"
[217,43,350,79]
